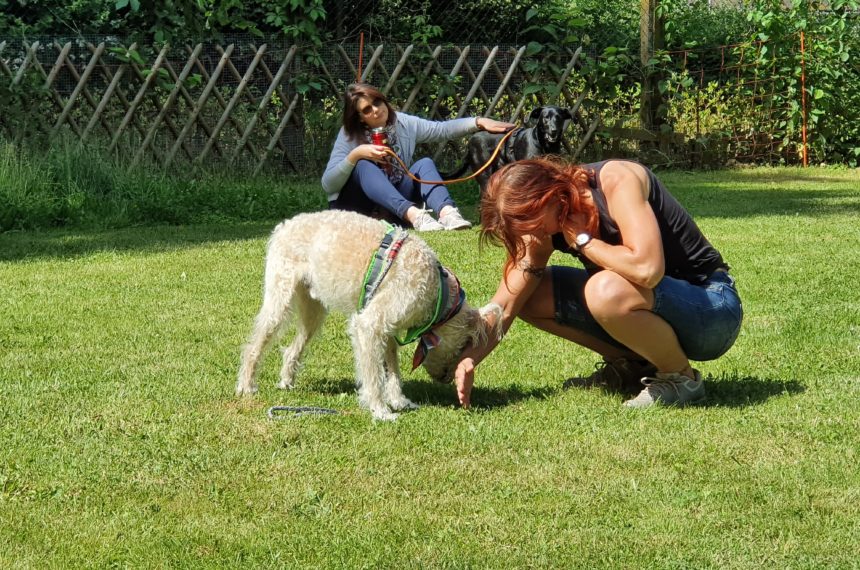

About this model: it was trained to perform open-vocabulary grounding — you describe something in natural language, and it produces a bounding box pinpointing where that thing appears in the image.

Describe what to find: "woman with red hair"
[453,158,742,409]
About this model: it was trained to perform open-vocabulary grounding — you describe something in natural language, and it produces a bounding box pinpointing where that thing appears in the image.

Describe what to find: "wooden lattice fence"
[0,39,603,174]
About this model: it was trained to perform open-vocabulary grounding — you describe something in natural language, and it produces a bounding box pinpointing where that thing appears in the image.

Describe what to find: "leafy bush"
[0,0,327,45]
[744,0,860,164]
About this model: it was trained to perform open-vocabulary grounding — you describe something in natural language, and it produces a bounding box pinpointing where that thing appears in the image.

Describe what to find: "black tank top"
[552,160,728,284]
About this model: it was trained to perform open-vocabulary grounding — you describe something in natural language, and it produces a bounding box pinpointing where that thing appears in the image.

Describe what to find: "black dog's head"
[528,106,572,149]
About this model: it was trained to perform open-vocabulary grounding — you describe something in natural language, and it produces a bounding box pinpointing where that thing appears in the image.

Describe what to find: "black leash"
[267,406,340,419]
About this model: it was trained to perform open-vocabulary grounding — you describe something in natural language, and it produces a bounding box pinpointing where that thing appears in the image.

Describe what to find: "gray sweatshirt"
[321,112,480,202]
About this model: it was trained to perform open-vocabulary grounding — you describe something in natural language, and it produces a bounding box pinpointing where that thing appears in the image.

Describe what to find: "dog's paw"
[372,409,399,422]
[235,382,258,396]
[388,397,419,411]
[276,379,295,390]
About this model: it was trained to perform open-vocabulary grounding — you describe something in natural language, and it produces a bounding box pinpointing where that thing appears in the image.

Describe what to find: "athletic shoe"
[439,208,472,230]
[412,210,444,231]
[563,357,657,394]
[623,369,705,408]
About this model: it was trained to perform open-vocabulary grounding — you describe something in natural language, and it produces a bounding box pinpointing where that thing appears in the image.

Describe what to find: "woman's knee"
[412,157,435,170]
[583,271,647,320]
[353,159,381,176]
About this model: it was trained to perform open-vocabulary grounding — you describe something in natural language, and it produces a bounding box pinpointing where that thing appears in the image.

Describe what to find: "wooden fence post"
[1,39,606,173]
[640,0,665,137]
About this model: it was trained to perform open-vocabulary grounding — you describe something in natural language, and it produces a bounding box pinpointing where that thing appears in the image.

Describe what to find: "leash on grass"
[267,406,340,419]
[383,127,517,186]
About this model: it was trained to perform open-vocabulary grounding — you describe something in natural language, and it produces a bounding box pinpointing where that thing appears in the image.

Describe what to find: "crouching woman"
[453,158,743,409]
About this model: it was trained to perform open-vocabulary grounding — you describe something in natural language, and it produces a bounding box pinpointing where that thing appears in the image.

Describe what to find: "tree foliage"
[0,0,327,45]
[745,0,860,164]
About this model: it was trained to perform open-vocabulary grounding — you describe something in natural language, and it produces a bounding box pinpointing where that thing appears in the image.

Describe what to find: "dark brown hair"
[480,157,599,273]
[342,83,397,142]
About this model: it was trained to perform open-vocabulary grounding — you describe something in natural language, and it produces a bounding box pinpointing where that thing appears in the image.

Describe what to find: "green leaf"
[523,84,542,96]
[526,8,538,22]
[525,42,543,56]
[541,25,559,41]
[115,0,129,8]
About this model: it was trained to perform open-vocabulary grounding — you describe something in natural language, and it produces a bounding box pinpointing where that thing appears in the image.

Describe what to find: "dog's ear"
[527,107,544,125]
[561,108,573,121]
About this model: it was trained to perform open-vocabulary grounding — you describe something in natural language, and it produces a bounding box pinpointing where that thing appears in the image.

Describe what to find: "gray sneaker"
[563,358,657,394]
[412,209,444,231]
[623,369,705,408]
[439,207,472,230]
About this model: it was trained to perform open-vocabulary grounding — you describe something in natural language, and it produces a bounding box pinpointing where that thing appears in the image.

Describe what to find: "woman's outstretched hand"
[476,117,516,134]
[454,357,476,409]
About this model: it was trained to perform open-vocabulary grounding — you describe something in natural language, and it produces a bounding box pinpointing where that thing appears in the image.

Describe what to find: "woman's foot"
[439,206,472,230]
[623,369,705,408]
[563,357,657,395]
[407,207,444,231]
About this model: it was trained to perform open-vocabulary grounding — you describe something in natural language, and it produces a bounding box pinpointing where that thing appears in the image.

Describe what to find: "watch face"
[575,233,591,246]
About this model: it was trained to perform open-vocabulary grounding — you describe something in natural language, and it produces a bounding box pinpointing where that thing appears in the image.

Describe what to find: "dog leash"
[383,127,517,186]
[267,406,340,419]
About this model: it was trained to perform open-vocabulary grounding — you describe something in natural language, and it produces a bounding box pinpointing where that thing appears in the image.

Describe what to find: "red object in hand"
[370,127,388,146]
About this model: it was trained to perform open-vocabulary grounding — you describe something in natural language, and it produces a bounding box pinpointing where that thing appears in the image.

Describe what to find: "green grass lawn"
[1,167,859,568]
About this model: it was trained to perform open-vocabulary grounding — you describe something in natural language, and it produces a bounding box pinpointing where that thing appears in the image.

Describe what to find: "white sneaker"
[623,369,705,408]
[412,210,444,231]
[439,207,472,230]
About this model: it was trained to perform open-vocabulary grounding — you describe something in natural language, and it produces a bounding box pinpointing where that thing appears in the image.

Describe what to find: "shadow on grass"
[700,374,805,408]
[670,188,860,219]
[3,169,858,264]
[405,380,557,410]
[562,373,806,409]
[279,373,802,412]
[306,376,556,411]
[0,220,280,263]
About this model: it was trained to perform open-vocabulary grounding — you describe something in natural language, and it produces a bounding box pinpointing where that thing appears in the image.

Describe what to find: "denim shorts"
[552,266,743,361]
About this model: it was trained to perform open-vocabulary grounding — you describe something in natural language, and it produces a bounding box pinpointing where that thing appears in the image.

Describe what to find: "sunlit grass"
[1,167,858,568]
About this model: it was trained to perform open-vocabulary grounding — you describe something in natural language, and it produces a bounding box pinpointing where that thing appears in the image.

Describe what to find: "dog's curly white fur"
[236,210,502,421]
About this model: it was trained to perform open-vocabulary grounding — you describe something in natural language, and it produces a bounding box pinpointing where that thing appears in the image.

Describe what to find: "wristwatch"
[574,232,592,251]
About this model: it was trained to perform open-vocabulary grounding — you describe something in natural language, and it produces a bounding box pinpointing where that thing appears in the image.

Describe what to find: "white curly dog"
[236,210,502,421]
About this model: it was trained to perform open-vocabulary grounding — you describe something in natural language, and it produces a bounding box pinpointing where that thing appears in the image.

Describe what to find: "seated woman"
[322,82,513,231]
[452,158,743,408]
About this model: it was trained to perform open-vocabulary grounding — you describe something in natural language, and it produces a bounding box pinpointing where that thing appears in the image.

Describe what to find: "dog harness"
[359,221,409,306]
[358,222,467,369]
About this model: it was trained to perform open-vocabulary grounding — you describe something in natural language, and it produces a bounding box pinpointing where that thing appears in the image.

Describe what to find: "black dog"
[445,106,573,194]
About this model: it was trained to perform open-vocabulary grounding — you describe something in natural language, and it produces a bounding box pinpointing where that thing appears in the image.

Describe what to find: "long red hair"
[480,157,599,272]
